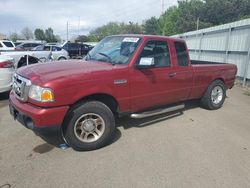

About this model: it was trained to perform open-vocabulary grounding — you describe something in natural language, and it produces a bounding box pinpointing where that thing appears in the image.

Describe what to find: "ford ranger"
[9,35,237,151]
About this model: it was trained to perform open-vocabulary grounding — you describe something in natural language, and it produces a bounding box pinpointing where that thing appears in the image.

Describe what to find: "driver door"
[130,40,177,112]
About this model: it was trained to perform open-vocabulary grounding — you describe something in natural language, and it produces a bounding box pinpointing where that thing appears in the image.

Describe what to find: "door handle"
[169,72,177,77]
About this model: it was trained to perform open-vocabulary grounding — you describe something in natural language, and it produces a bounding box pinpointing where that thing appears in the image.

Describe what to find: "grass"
[244,91,250,96]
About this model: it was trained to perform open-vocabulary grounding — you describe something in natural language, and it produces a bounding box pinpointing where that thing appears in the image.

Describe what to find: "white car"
[0,40,15,51]
[0,55,15,93]
[0,51,51,68]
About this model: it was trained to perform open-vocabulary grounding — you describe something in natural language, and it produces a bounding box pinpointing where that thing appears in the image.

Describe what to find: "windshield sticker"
[123,37,140,43]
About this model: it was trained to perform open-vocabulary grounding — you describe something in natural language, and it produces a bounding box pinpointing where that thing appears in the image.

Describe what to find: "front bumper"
[9,91,69,135]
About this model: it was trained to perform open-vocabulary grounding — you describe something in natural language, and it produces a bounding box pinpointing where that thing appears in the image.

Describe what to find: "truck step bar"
[130,103,185,119]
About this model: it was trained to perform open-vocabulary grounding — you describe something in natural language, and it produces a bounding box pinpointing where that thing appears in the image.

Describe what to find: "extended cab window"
[174,42,188,66]
[138,40,170,67]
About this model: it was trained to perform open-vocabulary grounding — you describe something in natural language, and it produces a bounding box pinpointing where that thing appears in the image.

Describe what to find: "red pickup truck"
[9,35,237,151]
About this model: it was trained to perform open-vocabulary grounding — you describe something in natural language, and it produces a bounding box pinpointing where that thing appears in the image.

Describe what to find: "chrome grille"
[12,73,31,102]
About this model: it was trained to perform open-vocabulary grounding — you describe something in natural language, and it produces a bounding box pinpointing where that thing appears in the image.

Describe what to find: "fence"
[172,19,250,86]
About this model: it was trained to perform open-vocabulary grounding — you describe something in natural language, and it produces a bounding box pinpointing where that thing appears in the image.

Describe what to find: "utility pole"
[196,17,200,31]
[66,21,69,41]
[78,16,80,37]
[161,0,164,14]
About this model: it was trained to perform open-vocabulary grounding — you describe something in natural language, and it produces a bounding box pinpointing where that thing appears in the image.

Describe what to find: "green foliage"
[158,6,180,36]
[203,0,250,25]
[89,21,142,41]
[45,28,57,42]
[75,35,89,42]
[143,17,159,35]
[155,0,250,35]
[9,32,22,42]
[34,28,61,42]
[34,29,46,41]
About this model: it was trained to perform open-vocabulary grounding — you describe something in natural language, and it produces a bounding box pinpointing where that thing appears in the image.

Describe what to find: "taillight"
[0,61,13,68]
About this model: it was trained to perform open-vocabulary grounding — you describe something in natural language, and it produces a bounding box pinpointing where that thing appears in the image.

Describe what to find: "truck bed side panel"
[189,64,237,100]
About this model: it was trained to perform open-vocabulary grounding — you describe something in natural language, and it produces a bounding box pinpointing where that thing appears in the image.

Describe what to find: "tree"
[9,32,21,42]
[202,0,250,25]
[143,17,159,34]
[89,22,142,41]
[34,28,46,41]
[21,27,34,40]
[158,6,180,36]
[124,22,143,34]
[45,28,57,42]
[75,35,90,42]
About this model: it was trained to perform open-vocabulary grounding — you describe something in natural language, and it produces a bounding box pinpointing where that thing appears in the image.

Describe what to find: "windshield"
[85,36,141,64]
[3,41,14,47]
[31,44,44,51]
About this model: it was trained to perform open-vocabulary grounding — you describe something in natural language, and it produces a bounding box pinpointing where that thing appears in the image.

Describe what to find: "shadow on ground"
[28,100,201,152]
[0,91,9,101]
[0,91,10,109]
[35,128,122,152]
[116,100,200,130]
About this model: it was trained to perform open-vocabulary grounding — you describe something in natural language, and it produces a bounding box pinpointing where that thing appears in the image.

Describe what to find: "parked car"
[9,35,237,151]
[0,40,15,51]
[62,42,93,58]
[0,55,15,93]
[0,51,52,68]
[32,44,69,60]
[15,42,42,51]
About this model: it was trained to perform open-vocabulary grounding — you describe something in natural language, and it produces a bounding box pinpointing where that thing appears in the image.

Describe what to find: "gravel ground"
[0,85,250,188]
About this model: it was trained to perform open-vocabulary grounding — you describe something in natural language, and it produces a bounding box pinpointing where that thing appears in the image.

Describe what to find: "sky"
[0,0,177,40]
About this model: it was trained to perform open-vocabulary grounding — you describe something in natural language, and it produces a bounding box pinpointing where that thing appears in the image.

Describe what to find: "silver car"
[32,44,69,60]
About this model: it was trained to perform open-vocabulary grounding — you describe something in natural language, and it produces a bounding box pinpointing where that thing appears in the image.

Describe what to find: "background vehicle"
[0,55,15,93]
[9,35,237,151]
[32,44,69,60]
[0,51,51,68]
[62,42,93,58]
[0,40,15,51]
[15,42,42,51]
[14,42,22,46]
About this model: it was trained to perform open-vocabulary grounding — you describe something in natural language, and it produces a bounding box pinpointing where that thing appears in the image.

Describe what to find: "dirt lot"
[0,86,250,188]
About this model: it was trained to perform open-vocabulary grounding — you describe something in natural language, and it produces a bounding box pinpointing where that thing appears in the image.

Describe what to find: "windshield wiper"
[97,52,115,65]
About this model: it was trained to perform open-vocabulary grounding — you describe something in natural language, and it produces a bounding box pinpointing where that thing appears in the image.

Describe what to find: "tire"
[64,101,115,151]
[58,57,66,61]
[201,80,226,110]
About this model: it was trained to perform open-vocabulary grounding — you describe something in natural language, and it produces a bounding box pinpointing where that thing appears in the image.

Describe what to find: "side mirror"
[136,57,155,69]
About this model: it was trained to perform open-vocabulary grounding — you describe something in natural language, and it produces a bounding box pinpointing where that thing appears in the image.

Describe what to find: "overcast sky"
[0,0,177,39]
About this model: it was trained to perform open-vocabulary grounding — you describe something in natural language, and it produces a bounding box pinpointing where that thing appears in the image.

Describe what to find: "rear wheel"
[64,101,115,151]
[201,80,226,110]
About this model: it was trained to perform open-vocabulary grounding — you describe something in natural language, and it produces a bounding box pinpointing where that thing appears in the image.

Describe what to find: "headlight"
[29,85,54,102]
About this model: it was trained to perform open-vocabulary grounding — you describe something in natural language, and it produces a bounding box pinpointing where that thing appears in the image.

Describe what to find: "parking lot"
[0,85,250,188]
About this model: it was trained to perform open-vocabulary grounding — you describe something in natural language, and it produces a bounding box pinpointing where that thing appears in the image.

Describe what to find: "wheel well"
[213,78,225,84]
[58,56,66,60]
[72,94,119,114]
[61,94,119,135]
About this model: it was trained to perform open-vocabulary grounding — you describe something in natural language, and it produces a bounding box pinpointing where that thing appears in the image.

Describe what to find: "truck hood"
[17,60,115,85]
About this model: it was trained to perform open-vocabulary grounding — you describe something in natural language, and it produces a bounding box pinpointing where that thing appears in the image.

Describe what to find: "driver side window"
[138,40,171,67]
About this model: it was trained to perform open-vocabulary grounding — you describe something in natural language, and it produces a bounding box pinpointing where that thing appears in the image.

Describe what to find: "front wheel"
[201,80,226,110]
[64,101,115,151]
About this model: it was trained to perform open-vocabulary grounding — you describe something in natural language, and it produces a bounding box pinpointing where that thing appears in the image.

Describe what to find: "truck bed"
[189,60,237,100]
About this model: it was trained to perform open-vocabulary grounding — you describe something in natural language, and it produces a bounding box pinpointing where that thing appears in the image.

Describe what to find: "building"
[0,33,7,40]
